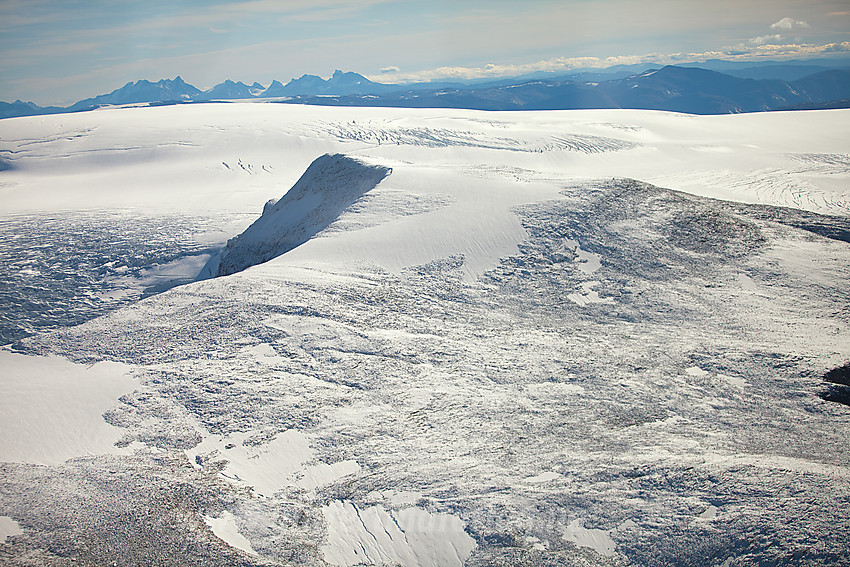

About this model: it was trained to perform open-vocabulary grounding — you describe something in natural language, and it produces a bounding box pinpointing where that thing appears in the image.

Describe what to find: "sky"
[1,0,849,106]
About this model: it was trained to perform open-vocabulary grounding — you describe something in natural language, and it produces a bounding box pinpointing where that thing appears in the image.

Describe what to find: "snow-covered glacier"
[199,153,391,279]
[0,103,849,566]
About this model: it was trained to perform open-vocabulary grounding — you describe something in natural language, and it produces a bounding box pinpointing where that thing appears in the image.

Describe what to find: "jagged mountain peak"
[195,79,259,101]
[272,69,391,96]
[66,77,202,111]
[4,61,850,120]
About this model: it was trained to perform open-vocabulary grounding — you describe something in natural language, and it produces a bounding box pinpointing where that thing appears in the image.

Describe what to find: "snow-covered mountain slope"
[0,104,849,566]
[200,154,391,278]
[1,104,848,216]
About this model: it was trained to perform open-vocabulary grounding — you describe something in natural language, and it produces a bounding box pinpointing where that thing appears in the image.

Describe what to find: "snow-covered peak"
[248,82,265,96]
[66,77,202,111]
[196,80,258,101]
[199,154,391,279]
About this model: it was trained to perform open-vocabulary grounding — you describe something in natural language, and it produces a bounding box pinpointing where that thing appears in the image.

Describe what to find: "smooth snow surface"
[203,511,258,557]
[200,153,390,278]
[563,519,616,557]
[186,426,362,498]
[524,471,563,483]
[275,165,551,280]
[0,350,138,465]
[187,429,313,497]
[1,105,847,216]
[322,501,476,567]
[0,516,23,543]
[1,103,849,566]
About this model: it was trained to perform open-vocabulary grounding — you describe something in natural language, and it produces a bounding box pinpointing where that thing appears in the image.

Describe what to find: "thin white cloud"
[368,56,606,84]
[367,42,850,84]
[0,0,66,30]
[3,0,392,41]
[723,40,850,58]
[4,1,850,104]
[8,29,393,105]
[770,17,810,30]
[749,34,782,46]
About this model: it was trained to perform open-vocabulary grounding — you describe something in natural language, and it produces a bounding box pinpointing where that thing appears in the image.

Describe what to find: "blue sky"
[2,0,849,106]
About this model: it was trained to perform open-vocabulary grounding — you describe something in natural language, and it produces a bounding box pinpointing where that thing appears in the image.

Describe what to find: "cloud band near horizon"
[2,2,849,105]
[367,41,850,84]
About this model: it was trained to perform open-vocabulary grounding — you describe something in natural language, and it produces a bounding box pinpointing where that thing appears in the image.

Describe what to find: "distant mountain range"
[278,66,850,114]
[3,62,850,119]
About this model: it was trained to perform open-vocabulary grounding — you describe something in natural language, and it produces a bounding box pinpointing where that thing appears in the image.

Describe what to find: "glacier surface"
[200,153,391,279]
[0,103,848,566]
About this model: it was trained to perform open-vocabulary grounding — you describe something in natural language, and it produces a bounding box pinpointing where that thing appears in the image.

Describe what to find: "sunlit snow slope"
[1,103,849,567]
[1,104,847,216]
[199,153,391,279]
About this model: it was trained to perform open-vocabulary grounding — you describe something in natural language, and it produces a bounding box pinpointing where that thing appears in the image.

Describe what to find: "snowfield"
[1,103,849,566]
[200,153,392,279]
